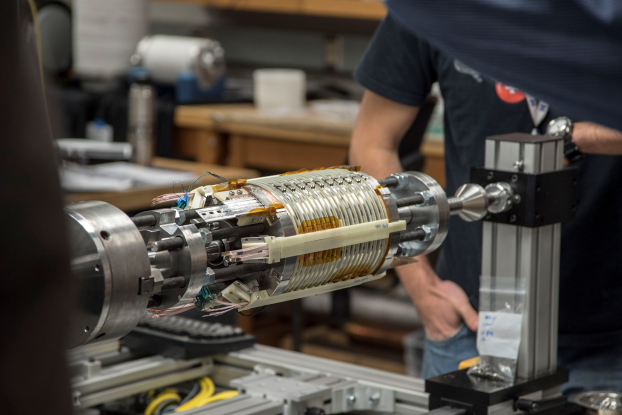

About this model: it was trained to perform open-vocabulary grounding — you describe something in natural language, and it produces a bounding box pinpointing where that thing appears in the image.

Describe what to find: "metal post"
[481,135,564,379]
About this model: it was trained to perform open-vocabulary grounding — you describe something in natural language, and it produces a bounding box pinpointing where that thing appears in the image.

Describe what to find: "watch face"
[547,118,571,137]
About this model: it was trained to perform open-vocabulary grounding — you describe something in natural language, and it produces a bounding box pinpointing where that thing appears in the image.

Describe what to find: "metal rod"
[447,197,463,215]
[292,299,303,352]
[399,229,426,243]
[131,215,156,227]
[395,194,425,207]
[398,206,413,224]
[176,209,202,225]
[206,241,224,262]
[378,177,399,188]
[212,263,268,283]
[211,224,265,241]
[151,237,184,252]
[161,276,186,291]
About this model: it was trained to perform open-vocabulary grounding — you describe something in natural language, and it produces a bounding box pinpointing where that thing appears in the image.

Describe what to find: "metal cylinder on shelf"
[127,75,155,166]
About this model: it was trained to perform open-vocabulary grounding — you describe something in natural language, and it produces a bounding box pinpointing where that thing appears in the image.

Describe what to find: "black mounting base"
[426,368,569,415]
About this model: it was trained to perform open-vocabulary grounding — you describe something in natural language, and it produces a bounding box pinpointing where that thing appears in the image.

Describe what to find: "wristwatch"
[546,116,584,162]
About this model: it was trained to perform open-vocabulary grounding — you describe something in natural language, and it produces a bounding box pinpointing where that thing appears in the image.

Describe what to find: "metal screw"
[511,174,518,182]
[368,394,380,406]
[513,160,525,172]
[237,189,243,195]
[347,395,356,405]
[509,215,517,223]
[512,194,522,204]
[487,172,494,180]
[229,191,235,196]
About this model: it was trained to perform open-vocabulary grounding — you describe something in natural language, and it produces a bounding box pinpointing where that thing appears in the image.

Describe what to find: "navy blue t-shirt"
[354,14,622,342]
[384,0,622,132]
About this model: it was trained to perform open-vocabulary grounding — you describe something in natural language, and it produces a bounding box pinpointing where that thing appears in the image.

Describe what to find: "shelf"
[301,0,386,20]
[155,0,387,20]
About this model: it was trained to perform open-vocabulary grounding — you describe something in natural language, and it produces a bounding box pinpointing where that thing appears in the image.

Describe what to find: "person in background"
[350,13,622,395]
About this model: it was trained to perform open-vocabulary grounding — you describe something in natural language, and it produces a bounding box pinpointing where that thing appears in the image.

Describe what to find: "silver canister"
[127,78,156,165]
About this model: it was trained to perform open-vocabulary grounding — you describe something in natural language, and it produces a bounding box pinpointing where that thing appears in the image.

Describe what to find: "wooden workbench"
[174,103,446,187]
[64,157,259,212]
[156,0,387,20]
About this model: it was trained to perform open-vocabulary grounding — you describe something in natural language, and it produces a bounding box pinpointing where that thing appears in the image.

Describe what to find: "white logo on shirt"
[454,60,482,83]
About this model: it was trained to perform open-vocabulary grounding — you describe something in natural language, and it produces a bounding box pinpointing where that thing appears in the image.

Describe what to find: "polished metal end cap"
[453,183,489,222]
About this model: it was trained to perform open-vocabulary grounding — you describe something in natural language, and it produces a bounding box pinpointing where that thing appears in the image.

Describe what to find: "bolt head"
[237,189,243,195]
[347,395,356,404]
[199,228,210,244]
[229,191,235,196]
[487,172,494,180]
[368,394,380,406]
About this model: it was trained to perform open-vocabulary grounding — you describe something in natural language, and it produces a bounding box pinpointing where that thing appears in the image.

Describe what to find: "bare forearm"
[573,122,622,155]
[349,90,418,180]
[350,144,403,181]
[396,256,436,298]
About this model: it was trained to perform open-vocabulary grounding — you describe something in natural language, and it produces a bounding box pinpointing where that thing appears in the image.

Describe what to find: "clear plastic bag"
[468,276,525,383]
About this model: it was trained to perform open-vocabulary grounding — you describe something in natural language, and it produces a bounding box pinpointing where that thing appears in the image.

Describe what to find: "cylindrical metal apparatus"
[65,168,460,346]
[248,170,391,292]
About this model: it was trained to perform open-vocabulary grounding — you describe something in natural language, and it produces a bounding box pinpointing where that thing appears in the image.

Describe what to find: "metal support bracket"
[470,167,578,227]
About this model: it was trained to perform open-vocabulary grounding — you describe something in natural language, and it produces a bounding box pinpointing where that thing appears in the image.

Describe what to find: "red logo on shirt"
[495,82,526,104]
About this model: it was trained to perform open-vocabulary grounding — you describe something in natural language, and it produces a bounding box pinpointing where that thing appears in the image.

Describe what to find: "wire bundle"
[149,303,195,318]
[150,290,247,319]
[144,377,239,414]
[200,299,249,317]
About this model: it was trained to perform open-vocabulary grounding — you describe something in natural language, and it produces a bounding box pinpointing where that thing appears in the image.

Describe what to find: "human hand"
[397,260,478,341]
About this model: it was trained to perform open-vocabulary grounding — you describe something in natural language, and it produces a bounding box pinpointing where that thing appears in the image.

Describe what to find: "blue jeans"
[422,324,622,397]
[421,324,478,379]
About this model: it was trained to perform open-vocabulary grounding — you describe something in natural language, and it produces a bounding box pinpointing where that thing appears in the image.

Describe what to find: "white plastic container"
[253,69,306,112]
[73,0,148,80]
[86,119,114,143]
[133,35,225,87]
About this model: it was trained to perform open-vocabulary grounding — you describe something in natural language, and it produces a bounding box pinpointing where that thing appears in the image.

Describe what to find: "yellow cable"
[174,377,215,412]
[145,389,181,415]
[194,390,239,407]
